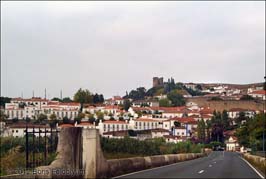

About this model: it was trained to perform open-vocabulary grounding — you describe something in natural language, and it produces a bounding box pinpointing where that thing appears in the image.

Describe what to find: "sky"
[1,1,265,99]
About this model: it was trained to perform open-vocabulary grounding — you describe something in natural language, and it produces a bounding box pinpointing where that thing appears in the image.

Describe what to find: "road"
[114,151,263,178]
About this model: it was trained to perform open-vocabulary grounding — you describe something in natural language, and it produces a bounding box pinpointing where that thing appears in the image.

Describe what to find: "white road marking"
[209,165,212,167]
[213,161,216,164]
[113,156,206,178]
[239,156,264,179]
[198,170,204,174]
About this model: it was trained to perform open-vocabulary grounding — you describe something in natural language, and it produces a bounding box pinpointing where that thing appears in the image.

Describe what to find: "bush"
[101,137,203,157]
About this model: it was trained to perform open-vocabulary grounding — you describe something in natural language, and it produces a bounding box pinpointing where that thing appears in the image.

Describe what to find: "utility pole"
[60,90,62,100]
[263,76,266,154]
[32,90,35,98]
[45,88,47,99]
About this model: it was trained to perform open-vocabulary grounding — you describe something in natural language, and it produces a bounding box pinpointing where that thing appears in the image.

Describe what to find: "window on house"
[16,130,18,133]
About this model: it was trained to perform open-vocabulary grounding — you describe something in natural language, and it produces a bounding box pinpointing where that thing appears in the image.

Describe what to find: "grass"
[0,146,57,176]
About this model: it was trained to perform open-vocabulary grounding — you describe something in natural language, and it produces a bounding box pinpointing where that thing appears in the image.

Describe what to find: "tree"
[210,97,223,101]
[51,97,62,102]
[127,87,146,100]
[88,114,95,123]
[74,88,93,112]
[62,97,73,102]
[93,93,99,103]
[49,113,57,121]
[38,114,47,122]
[221,110,230,129]
[210,111,224,143]
[240,95,254,101]
[206,120,212,143]
[63,116,70,124]
[174,121,181,127]
[0,111,7,121]
[167,91,185,106]
[236,114,266,151]
[0,97,11,107]
[236,111,246,126]
[77,112,85,120]
[195,84,202,91]
[25,117,31,122]
[12,117,19,123]
[49,114,58,128]
[123,99,131,111]
[159,98,171,107]
[197,119,206,143]
[96,111,104,120]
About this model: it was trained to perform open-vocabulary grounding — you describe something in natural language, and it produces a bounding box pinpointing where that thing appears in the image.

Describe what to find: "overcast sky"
[1,1,265,99]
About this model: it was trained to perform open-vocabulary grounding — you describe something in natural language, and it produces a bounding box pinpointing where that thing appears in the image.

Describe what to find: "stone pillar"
[82,128,108,178]
[35,128,108,179]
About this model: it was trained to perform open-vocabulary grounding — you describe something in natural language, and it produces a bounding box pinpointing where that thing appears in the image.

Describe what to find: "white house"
[248,90,266,100]
[133,118,160,130]
[225,136,239,151]
[98,120,130,135]
[150,128,170,138]
[4,123,51,137]
[173,127,188,137]
[163,135,187,143]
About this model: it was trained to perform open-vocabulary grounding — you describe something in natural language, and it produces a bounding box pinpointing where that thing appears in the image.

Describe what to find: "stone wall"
[33,128,209,179]
[243,153,266,175]
[107,153,205,178]
[187,98,264,111]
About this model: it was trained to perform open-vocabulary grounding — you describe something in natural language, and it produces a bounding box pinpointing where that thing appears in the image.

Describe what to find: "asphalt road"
[115,151,263,178]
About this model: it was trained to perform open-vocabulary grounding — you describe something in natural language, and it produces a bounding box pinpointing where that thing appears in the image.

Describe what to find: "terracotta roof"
[249,90,266,95]
[228,108,249,112]
[135,118,158,122]
[201,114,212,118]
[58,124,74,127]
[103,120,127,124]
[8,124,48,129]
[170,117,197,124]
[103,105,120,109]
[150,106,186,112]
[113,96,123,100]
[59,102,80,106]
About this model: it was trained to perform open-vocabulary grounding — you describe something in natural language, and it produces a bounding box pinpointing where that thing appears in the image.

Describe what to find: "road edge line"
[112,155,207,178]
[239,156,264,179]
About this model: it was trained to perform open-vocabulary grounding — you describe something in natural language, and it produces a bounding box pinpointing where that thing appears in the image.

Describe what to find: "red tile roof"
[170,117,197,124]
[103,120,127,124]
[135,118,158,122]
[249,90,266,95]
[59,124,74,127]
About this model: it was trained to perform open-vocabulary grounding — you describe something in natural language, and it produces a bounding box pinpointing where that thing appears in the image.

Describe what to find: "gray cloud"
[1,1,265,99]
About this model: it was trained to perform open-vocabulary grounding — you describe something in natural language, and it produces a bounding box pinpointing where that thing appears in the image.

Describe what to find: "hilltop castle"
[153,77,164,88]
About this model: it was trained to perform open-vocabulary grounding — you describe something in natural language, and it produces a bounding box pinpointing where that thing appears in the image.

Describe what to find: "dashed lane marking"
[198,170,204,174]
[209,165,212,167]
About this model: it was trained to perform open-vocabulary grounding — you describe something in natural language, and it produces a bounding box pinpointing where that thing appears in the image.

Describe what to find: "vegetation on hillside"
[101,137,203,159]
[236,113,266,151]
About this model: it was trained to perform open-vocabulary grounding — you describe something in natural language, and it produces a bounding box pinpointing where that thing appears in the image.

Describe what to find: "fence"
[25,125,59,169]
